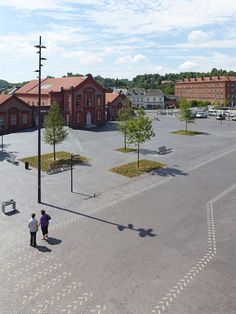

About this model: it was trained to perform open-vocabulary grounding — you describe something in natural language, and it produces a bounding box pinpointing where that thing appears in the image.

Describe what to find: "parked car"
[231,115,236,121]
[216,114,225,120]
[195,111,208,118]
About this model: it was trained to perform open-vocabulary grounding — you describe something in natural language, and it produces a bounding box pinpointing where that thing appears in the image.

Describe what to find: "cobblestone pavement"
[1,117,236,313]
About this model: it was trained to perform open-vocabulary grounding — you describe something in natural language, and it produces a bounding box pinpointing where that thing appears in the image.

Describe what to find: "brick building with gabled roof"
[15,74,106,128]
[0,94,33,133]
[105,92,126,121]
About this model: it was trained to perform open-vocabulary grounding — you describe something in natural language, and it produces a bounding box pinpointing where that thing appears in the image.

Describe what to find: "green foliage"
[43,103,68,160]
[126,108,155,168]
[116,99,133,150]
[172,130,202,136]
[179,98,195,131]
[110,160,165,177]
[19,151,87,172]
[162,83,175,95]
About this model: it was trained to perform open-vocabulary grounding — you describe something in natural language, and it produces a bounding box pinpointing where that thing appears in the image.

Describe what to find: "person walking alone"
[28,213,38,246]
[39,209,51,240]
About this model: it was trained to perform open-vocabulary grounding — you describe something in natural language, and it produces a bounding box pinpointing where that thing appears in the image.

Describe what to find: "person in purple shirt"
[39,209,51,240]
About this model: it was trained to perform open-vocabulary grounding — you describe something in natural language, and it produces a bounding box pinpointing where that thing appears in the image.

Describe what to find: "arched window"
[10,114,17,126]
[65,95,70,110]
[75,95,81,107]
[76,112,81,123]
[22,112,29,124]
[0,115,5,128]
[97,111,101,120]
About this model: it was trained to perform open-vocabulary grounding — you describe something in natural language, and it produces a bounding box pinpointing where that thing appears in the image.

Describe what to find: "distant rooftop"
[176,76,236,83]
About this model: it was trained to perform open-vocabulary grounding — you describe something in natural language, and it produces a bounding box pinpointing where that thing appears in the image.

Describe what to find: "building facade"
[126,88,164,109]
[15,74,106,128]
[175,76,236,105]
[164,95,179,108]
[105,92,126,121]
[0,95,33,133]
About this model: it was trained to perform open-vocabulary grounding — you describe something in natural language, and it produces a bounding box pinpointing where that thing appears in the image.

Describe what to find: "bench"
[2,199,16,214]
[157,146,172,155]
[46,164,71,175]
[6,154,18,164]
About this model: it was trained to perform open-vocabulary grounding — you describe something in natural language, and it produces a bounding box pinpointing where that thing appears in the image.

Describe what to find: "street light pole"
[70,154,80,193]
[34,36,46,204]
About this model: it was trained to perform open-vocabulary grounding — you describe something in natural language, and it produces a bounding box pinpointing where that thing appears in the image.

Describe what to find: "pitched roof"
[16,76,87,95]
[0,94,12,104]
[145,89,163,96]
[105,92,120,104]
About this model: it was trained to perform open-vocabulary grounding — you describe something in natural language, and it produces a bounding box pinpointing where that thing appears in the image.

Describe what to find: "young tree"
[126,108,155,168]
[179,98,194,132]
[116,98,133,150]
[43,102,68,160]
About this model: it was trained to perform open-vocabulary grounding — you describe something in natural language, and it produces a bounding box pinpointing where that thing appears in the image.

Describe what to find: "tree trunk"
[53,143,56,161]
[124,130,126,150]
[137,142,140,168]
[185,121,188,132]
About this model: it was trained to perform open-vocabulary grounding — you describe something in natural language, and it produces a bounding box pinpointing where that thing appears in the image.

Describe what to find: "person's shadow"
[35,245,52,252]
[46,237,62,245]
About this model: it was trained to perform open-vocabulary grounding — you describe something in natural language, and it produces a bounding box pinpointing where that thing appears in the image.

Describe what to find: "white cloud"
[64,50,103,65]
[116,54,146,64]
[87,0,236,35]
[188,30,211,42]
[179,61,199,71]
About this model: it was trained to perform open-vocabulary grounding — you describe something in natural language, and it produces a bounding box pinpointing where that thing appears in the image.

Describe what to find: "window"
[22,113,28,124]
[97,96,102,106]
[10,114,16,126]
[0,116,4,128]
[76,96,81,107]
[86,95,92,107]
[97,111,101,120]
[76,112,81,123]
[65,95,70,110]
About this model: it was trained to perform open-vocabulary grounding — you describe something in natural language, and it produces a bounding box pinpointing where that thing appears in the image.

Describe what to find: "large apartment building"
[175,76,236,106]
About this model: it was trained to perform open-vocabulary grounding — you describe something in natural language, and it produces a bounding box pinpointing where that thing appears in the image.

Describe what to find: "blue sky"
[1,0,236,82]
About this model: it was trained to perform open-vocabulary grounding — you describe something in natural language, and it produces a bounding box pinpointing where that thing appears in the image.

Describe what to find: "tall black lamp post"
[70,154,80,193]
[34,36,46,203]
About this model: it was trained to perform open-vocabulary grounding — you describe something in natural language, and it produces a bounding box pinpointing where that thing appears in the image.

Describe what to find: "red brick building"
[175,76,236,105]
[105,92,126,121]
[15,74,105,128]
[0,95,33,133]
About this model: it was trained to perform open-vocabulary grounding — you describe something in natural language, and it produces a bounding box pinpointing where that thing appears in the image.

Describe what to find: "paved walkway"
[1,116,236,313]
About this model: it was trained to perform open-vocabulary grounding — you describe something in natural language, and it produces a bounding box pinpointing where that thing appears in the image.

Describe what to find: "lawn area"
[110,159,166,178]
[115,147,137,153]
[171,130,203,136]
[19,151,88,172]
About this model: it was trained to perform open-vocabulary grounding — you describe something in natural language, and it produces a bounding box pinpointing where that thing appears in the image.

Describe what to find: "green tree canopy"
[126,108,155,168]
[43,102,68,160]
[116,98,133,150]
[179,98,195,131]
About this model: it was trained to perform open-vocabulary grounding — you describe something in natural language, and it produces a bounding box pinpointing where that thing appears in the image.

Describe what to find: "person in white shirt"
[28,213,39,246]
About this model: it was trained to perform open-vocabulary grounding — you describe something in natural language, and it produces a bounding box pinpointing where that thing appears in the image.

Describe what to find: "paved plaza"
[0,115,236,313]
